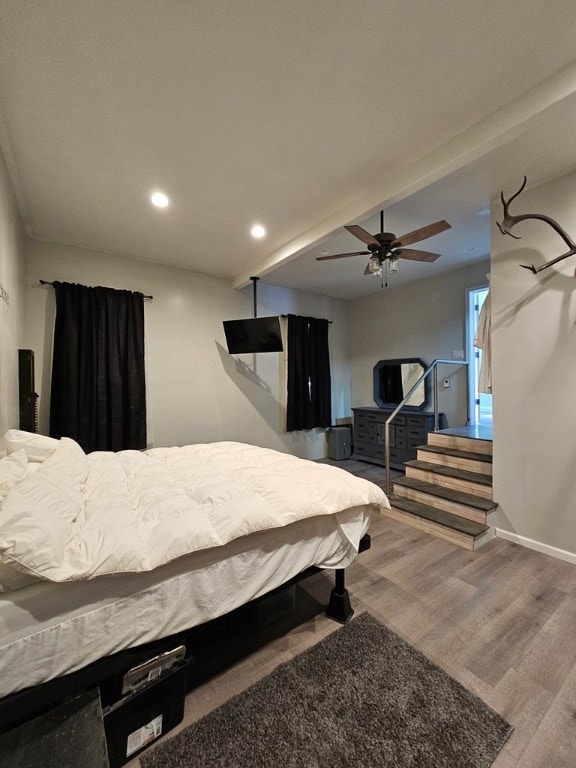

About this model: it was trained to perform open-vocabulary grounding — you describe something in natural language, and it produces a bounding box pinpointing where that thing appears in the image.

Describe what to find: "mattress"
[0,505,373,699]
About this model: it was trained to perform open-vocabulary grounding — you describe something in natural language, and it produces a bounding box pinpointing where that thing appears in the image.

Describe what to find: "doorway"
[466,285,492,426]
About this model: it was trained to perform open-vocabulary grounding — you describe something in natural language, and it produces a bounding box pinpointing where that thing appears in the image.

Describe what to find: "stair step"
[404,460,493,499]
[389,495,490,536]
[416,444,492,476]
[385,496,490,551]
[427,432,492,456]
[393,477,497,524]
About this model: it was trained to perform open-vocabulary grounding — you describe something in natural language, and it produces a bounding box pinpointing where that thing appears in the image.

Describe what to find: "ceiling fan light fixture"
[367,255,381,275]
[389,256,399,273]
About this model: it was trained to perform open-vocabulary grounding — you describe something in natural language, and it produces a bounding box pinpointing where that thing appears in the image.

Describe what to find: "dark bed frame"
[0,534,370,734]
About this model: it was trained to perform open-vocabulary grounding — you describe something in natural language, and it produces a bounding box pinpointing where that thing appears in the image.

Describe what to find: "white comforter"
[0,439,387,582]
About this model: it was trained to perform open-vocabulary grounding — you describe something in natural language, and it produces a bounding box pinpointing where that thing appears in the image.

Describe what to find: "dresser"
[352,407,444,469]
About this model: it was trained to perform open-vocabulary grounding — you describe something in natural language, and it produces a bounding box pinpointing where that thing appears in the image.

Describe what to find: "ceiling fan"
[316,212,451,282]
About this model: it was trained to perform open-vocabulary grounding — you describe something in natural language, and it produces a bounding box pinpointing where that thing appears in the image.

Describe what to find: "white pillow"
[3,430,60,463]
[0,451,84,581]
[40,436,87,483]
[0,449,28,501]
[0,449,42,591]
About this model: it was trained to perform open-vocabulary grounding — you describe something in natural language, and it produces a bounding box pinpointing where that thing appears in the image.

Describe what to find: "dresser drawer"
[355,423,378,439]
[354,409,407,424]
[406,415,424,427]
[407,426,426,440]
[356,442,386,460]
[357,412,380,424]
[356,433,379,446]
[354,444,403,466]
[356,429,394,448]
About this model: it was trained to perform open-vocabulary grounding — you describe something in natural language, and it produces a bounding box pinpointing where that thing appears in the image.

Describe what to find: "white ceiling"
[1,1,576,300]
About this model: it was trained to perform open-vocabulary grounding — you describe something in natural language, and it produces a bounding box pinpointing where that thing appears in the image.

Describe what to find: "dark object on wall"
[498,176,576,274]
[327,426,352,460]
[286,315,331,432]
[49,281,147,453]
[223,316,283,354]
[373,358,428,410]
[18,349,39,432]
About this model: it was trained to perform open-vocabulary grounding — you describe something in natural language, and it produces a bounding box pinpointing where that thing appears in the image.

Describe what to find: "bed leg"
[325,568,353,624]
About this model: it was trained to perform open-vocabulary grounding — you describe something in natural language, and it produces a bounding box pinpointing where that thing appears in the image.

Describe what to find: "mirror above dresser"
[372,357,428,411]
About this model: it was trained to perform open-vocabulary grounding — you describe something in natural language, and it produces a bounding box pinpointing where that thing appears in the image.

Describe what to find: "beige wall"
[348,260,490,428]
[26,241,350,460]
[492,168,576,559]
[0,146,26,438]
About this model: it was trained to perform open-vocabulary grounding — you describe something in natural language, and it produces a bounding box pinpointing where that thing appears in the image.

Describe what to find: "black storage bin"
[103,660,190,768]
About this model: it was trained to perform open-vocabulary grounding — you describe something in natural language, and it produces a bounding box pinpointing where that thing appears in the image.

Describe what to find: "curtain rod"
[281,313,332,323]
[39,280,153,300]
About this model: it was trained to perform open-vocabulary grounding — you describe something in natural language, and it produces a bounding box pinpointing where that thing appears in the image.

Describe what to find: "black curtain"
[286,314,331,432]
[49,282,147,453]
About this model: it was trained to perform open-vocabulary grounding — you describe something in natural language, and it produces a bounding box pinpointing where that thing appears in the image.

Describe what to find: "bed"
[0,430,388,732]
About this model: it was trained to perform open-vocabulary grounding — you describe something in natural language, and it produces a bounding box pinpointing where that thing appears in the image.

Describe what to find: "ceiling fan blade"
[393,219,451,248]
[395,248,441,262]
[344,224,380,247]
[316,250,370,261]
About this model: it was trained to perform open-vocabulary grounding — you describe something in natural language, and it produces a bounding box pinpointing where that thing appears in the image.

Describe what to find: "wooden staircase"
[385,430,496,550]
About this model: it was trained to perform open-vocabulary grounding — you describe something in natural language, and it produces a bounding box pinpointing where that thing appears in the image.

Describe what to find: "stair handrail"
[384,359,469,495]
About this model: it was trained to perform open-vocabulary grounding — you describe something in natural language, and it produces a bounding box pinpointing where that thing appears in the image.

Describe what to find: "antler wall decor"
[497,176,576,274]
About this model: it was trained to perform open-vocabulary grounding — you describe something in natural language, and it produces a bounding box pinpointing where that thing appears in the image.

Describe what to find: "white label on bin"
[126,714,163,757]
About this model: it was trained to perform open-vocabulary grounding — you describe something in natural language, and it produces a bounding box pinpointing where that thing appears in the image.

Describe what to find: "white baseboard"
[495,528,576,565]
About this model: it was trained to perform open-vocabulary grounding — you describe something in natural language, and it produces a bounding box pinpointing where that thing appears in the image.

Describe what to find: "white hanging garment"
[473,290,492,394]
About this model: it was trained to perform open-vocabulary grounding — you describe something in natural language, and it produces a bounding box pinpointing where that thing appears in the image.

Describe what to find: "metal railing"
[384,359,469,495]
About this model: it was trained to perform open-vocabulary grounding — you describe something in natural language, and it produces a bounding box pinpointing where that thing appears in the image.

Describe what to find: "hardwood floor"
[129,460,576,767]
[319,456,401,491]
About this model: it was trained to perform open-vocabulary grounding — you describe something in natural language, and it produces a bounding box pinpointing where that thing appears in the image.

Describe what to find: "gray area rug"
[141,613,512,768]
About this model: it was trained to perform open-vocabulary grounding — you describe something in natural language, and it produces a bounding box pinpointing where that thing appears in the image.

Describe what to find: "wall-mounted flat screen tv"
[223,316,283,354]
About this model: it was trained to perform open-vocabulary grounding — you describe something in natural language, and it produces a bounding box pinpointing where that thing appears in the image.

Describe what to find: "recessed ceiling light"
[251,224,266,239]
[150,191,170,208]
